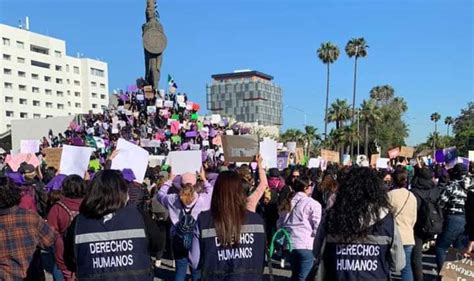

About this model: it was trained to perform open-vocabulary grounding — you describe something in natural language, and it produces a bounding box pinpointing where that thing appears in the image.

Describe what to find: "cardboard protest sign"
[286,142,297,153]
[20,140,41,154]
[295,148,305,164]
[439,248,474,281]
[388,147,400,159]
[59,145,94,178]
[222,135,259,163]
[370,154,380,165]
[376,157,390,169]
[167,151,202,175]
[320,149,340,163]
[260,139,278,169]
[44,148,63,169]
[399,146,415,158]
[111,138,149,183]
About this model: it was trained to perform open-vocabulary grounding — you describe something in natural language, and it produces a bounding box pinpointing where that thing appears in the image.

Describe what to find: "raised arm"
[246,154,268,212]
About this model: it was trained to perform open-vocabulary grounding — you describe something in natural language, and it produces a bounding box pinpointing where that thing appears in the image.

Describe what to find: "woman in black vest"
[64,170,162,281]
[190,171,266,281]
[313,167,406,281]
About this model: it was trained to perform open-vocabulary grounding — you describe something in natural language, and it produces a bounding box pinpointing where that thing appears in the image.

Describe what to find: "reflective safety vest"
[74,205,153,281]
[198,210,266,281]
[322,214,396,281]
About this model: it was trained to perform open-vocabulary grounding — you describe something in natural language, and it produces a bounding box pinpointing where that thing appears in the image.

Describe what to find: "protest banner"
[439,248,474,281]
[221,135,259,163]
[59,145,94,178]
[399,146,415,158]
[286,142,297,153]
[44,148,63,170]
[376,157,390,169]
[388,147,400,159]
[320,149,340,163]
[20,140,41,154]
[167,150,202,175]
[111,138,150,183]
[370,154,380,165]
[260,139,278,169]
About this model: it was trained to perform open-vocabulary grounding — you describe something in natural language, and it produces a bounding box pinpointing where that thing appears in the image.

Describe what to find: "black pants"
[412,235,424,281]
[154,218,168,260]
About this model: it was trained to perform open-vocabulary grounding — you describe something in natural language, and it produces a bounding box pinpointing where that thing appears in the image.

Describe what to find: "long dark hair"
[62,175,86,199]
[0,180,21,209]
[210,171,247,247]
[80,170,128,219]
[327,167,390,241]
[279,176,311,213]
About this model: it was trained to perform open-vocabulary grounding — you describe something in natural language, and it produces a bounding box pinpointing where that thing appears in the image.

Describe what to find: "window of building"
[74,80,80,86]
[17,57,25,63]
[19,85,26,91]
[55,65,62,71]
[6,124,11,130]
[75,102,81,108]
[44,76,51,82]
[91,81,97,87]
[92,104,98,109]
[91,92,98,98]
[32,87,40,93]
[45,89,52,95]
[18,71,26,77]
[54,50,62,58]
[5,97,13,103]
[100,94,106,99]
[33,114,41,119]
[46,115,53,118]
[5,111,14,117]
[56,91,64,97]
[20,112,28,118]
[67,90,70,96]
[17,41,24,49]
[74,91,81,97]
[4,82,12,89]
[19,98,27,105]
[100,83,105,89]
[90,68,104,77]
[67,101,71,107]
[30,44,49,55]
[2,37,10,46]
[56,78,63,84]
[2,54,11,60]
[3,68,12,75]
[66,79,70,84]
[66,64,69,72]
[73,66,79,74]
[46,102,53,108]
[57,104,64,109]
[31,60,50,69]
[33,100,40,106]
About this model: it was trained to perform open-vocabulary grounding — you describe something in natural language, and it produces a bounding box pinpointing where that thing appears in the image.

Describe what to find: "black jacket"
[466,190,474,241]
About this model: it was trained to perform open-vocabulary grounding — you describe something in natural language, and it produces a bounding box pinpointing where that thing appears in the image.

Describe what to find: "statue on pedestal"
[142,0,167,89]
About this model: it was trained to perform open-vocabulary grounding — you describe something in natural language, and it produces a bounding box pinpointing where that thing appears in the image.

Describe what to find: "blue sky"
[1,0,472,145]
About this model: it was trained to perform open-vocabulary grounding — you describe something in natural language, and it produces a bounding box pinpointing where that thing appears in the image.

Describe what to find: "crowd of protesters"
[1,85,474,281]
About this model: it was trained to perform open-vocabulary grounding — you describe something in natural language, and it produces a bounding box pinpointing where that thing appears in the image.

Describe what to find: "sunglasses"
[292,175,300,178]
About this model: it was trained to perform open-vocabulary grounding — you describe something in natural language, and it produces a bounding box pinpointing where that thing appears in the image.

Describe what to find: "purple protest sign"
[435,149,445,162]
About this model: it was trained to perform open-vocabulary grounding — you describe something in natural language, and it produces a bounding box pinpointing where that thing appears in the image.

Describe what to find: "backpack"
[56,201,80,234]
[174,202,197,252]
[414,190,444,238]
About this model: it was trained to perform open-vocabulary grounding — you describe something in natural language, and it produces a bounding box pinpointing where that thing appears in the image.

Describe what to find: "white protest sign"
[59,145,93,178]
[164,100,174,108]
[211,114,221,124]
[20,140,41,154]
[156,99,164,108]
[147,106,156,114]
[376,157,390,169]
[469,150,474,161]
[260,139,278,169]
[149,155,166,168]
[168,150,202,175]
[93,137,105,149]
[286,142,297,153]
[136,94,144,101]
[176,95,185,104]
[308,158,321,168]
[111,138,149,183]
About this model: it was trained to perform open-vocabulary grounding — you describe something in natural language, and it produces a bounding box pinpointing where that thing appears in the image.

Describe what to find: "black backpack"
[414,189,444,238]
[174,202,197,252]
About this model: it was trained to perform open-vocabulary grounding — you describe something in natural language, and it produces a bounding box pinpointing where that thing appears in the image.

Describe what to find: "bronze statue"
[142,0,167,89]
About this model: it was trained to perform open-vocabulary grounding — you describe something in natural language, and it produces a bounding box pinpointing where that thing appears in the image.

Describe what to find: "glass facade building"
[206,70,283,126]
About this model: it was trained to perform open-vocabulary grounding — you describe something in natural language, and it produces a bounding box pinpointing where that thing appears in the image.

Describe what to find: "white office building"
[0,23,109,133]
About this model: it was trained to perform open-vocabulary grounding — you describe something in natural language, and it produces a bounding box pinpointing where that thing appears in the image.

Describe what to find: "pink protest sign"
[5,153,41,172]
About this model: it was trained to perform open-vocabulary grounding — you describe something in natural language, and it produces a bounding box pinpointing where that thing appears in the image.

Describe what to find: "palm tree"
[317,42,340,140]
[369,85,395,106]
[346,37,368,155]
[444,116,454,137]
[303,125,321,157]
[280,128,304,145]
[430,112,441,149]
[360,99,381,155]
[327,99,351,130]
